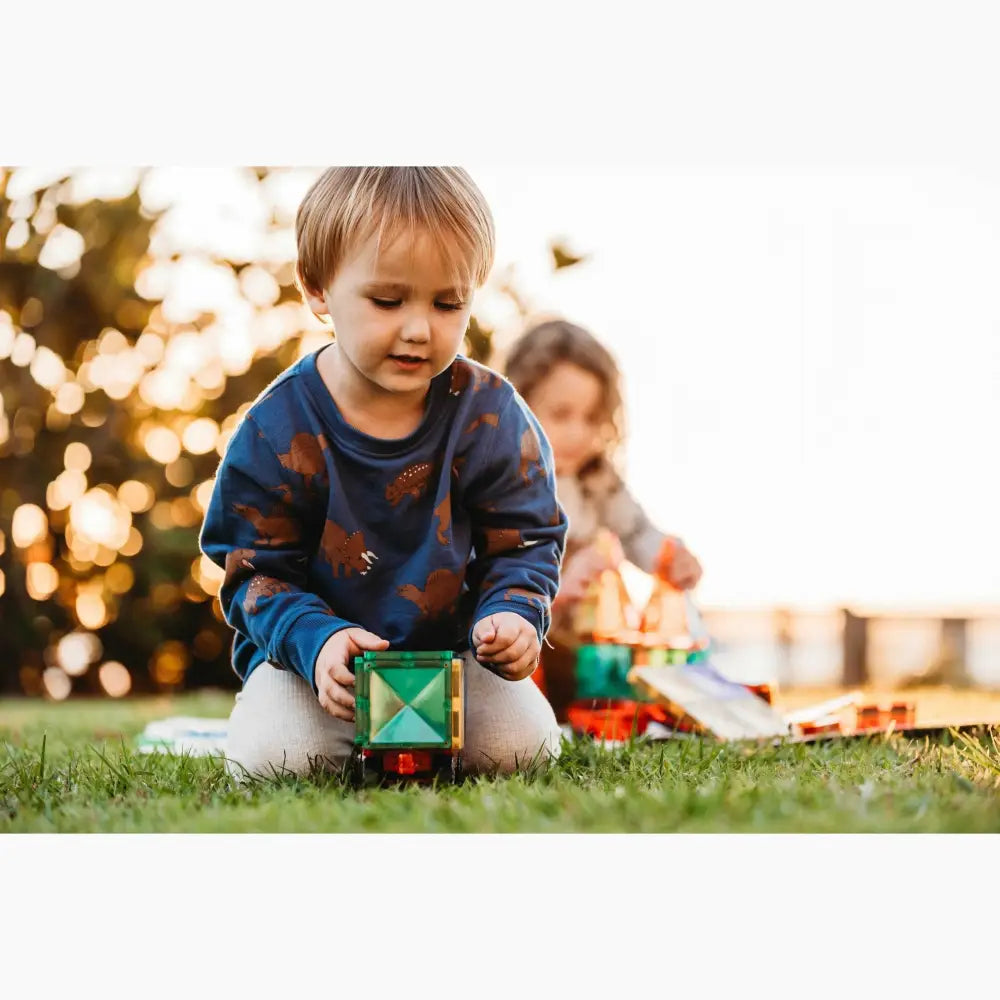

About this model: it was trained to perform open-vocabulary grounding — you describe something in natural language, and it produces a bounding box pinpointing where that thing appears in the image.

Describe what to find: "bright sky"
[10,165,998,611]
[470,167,1000,611]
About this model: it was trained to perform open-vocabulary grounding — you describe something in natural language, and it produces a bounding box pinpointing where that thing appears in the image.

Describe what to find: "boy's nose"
[400,314,431,343]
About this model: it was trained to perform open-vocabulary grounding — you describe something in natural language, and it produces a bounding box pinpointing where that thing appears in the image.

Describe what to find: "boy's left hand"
[472,612,540,681]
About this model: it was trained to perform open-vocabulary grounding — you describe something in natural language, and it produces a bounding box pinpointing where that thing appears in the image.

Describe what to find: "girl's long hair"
[503,318,625,477]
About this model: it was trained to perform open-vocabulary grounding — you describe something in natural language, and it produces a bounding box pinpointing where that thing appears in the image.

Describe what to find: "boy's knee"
[225,744,348,783]
[225,662,354,782]
[463,718,563,777]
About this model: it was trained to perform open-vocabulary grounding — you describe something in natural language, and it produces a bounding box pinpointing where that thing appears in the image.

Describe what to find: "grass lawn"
[2,691,999,833]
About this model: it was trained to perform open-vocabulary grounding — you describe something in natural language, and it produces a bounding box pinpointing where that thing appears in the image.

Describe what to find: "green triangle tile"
[370,672,405,733]
[379,666,446,706]
[409,669,449,732]
[371,705,449,746]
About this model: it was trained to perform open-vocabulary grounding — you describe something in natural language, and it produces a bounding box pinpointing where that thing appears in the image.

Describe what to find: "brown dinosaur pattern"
[472,367,505,393]
[243,575,293,615]
[320,518,378,578]
[233,502,302,546]
[480,527,542,556]
[397,567,465,620]
[449,362,472,395]
[518,426,543,486]
[503,587,551,614]
[463,412,500,435]
[433,496,451,545]
[223,548,257,587]
[277,432,328,488]
[385,462,434,507]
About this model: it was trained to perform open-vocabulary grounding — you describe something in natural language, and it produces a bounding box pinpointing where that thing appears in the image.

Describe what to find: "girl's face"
[524,362,610,477]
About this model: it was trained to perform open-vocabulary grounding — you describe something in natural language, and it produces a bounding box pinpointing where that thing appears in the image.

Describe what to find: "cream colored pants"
[225,653,561,781]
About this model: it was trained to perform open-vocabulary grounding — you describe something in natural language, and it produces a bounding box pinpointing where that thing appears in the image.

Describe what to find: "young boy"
[199,167,567,779]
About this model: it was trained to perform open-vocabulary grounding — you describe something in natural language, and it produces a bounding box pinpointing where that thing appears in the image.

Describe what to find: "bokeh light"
[76,590,109,630]
[42,667,72,701]
[56,631,102,677]
[64,441,92,471]
[150,640,189,687]
[182,417,219,455]
[118,480,155,513]
[120,527,144,557]
[26,562,59,600]
[12,504,48,548]
[104,562,135,595]
[143,425,182,464]
[69,488,132,550]
[98,661,132,698]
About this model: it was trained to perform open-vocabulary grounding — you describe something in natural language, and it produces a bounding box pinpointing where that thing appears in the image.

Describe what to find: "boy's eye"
[370,297,401,309]
[435,301,464,312]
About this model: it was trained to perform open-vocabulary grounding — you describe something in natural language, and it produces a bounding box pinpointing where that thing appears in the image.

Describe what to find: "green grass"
[2,693,999,833]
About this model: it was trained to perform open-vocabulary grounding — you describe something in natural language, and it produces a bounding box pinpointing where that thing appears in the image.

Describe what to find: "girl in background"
[504,319,703,719]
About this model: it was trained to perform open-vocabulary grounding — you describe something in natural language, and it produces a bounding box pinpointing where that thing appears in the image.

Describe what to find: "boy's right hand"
[314,627,389,722]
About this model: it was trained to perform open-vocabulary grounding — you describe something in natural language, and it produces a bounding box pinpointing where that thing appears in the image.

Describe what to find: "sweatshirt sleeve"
[461,392,568,647]
[198,413,356,690]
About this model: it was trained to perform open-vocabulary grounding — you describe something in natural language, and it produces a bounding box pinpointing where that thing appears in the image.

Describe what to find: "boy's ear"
[297,266,330,318]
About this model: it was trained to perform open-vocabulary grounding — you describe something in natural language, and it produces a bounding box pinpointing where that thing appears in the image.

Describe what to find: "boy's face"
[304,228,474,399]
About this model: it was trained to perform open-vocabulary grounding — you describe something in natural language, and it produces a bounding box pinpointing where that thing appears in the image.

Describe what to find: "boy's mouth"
[388,354,428,369]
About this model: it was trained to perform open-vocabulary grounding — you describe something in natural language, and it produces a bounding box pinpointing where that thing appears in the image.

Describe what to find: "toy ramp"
[629,662,791,741]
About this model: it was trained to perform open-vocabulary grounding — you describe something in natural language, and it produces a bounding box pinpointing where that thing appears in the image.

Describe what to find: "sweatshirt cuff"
[276,610,356,692]
[469,599,547,653]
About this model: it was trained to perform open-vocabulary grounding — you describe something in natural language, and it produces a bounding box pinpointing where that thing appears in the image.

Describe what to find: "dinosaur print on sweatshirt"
[502,587,551,613]
[243,575,293,615]
[433,496,451,546]
[479,527,541,556]
[385,462,434,507]
[198,351,566,687]
[449,362,472,395]
[320,519,378,578]
[277,432,329,489]
[472,368,505,393]
[397,567,465,619]
[518,425,544,486]
[463,413,500,435]
[233,502,302,547]
[224,548,257,587]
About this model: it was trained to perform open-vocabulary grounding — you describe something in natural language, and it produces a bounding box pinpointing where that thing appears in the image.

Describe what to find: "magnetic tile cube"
[354,651,461,749]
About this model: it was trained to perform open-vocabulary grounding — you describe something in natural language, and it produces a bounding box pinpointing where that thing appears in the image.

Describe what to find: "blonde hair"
[505,319,626,472]
[295,167,495,297]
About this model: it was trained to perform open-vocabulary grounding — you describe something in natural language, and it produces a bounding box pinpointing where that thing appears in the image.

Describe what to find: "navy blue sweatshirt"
[199,347,567,689]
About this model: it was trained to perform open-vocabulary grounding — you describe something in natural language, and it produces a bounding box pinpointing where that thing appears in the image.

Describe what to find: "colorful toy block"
[352,650,464,785]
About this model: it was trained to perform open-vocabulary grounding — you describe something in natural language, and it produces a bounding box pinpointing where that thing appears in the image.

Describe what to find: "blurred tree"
[0,167,585,698]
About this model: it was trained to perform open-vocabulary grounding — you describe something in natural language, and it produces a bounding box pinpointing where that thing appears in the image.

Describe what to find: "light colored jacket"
[556,460,668,574]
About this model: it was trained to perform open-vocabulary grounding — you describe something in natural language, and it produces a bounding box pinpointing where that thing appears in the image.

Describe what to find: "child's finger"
[331,661,356,686]
[497,650,539,681]
[475,635,508,656]
[329,681,355,711]
[350,630,390,652]
[319,687,355,721]
[487,632,532,664]
[472,618,497,644]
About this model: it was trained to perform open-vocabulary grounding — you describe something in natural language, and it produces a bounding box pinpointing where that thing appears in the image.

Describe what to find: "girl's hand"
[314,627,389,721]
[472,612,540,681]
[657,537,703,591]
[554,543,618,608]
